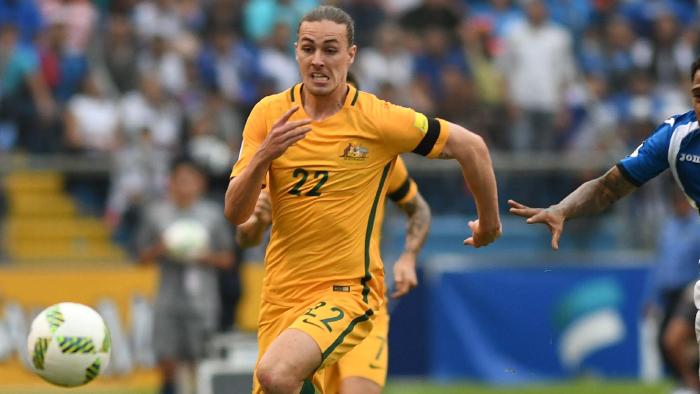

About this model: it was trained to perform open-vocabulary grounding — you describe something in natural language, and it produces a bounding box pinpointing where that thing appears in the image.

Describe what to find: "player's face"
[692,70,700,120]
[296,20,356,97]
[170,165,205,205]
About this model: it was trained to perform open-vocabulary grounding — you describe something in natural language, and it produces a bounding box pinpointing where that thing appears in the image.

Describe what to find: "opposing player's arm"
[224,106,311,225]
[438,122,501,247]
[508,166,637,250]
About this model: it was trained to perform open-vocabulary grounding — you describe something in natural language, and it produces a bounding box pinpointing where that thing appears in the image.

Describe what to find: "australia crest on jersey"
[340,143,368,161]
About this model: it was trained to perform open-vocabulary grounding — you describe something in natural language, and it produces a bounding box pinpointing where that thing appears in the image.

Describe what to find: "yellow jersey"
[231,83,447,309]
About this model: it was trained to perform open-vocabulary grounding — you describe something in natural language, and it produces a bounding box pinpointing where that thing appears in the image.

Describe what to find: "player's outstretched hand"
[508,199,564,250]
[463,219,501,248]
[259,106,312,161]
[391,253,418,299]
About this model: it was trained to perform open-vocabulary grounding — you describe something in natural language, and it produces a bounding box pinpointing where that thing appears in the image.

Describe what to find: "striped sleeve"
[378,101,449,158]
[387,157,417,204]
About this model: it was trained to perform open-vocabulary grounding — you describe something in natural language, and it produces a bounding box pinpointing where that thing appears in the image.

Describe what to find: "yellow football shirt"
[231,83,448,309]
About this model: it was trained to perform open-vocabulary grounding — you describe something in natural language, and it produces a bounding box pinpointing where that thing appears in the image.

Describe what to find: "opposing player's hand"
[464,219,501,248]
[508,199,564,250]
[258,106,312,161]
[391,253,418,299]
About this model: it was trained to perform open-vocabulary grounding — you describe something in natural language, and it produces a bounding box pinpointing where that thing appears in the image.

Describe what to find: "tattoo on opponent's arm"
[556,167,637,219]
[398,193,431,255]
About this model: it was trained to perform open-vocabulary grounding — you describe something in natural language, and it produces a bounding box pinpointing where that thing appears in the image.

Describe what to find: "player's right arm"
[509,115,676,249]
[224,106,311,225]
[379,103,501,247]
[438,122,501,247]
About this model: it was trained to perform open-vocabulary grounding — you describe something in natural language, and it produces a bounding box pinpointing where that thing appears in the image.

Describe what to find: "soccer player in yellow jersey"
[224,6,501,394]
[238,156,429,394]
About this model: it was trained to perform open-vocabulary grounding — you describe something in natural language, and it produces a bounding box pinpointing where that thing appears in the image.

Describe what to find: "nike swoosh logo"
[302,318,324,330]
[369,364,382,370]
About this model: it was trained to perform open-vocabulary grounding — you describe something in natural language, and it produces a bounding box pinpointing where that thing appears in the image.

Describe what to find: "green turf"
[0,379,674,394]
[383,379,674,394]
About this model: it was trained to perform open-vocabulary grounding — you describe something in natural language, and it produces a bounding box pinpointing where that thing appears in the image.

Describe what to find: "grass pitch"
[0,378,674,394]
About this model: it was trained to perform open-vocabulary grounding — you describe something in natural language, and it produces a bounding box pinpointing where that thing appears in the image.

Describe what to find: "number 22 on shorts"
[302,301,345,332]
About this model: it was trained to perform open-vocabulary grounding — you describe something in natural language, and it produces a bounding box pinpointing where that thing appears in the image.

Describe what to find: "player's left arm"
[197,210,237,269]
[391,190,431,299]
[438,122,501,247]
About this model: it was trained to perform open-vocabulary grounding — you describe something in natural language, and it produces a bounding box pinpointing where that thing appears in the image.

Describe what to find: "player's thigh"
[336,306,389,389]
[288,293,375,370]
[254,301,295,393]
[257,327,324,388]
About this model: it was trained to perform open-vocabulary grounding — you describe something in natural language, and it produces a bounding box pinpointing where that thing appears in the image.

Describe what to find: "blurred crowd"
[0,0,698,227]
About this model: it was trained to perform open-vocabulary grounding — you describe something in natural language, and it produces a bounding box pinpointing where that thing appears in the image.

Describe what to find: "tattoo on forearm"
[401,195,431,254]
[558,167,636,219]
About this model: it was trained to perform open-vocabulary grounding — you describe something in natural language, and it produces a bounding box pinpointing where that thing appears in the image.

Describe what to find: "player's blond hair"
[298,5,355,47]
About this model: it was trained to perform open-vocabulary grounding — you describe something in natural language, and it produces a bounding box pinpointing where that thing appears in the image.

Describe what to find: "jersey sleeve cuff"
[425,118,450,158]
[615,162,643,187]
[388,178,417,204]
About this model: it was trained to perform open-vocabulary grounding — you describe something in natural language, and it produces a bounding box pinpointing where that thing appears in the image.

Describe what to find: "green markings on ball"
[84,358,101,384]
[101,326,111,353]
[56,336,96,354]
[46,306,65,334]
[32,337,50,370]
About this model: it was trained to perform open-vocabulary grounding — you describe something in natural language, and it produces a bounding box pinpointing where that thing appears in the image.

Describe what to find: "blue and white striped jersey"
[618,110,700,208]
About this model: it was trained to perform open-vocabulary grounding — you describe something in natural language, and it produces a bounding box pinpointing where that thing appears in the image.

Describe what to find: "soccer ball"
[163,218,211,261]
[27,302,111,387]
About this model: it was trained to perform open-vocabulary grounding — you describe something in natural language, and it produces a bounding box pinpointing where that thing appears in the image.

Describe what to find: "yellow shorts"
[325,301,389,391]
[253,292,375,393]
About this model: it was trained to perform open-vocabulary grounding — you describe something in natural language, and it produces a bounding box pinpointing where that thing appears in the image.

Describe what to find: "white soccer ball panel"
[27,302,111,387]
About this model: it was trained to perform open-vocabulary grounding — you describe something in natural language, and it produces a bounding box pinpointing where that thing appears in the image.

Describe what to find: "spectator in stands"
[0,22,56,152]
[197,27,262,112]
[137,33,187,96]
[63,74,119,215]
[469,0,522,46]
[412,25,470,112]
[355,22,413,97]
[132,0,183,43]
[0,0,43,44]
[37,15,88,104]
[136,157,235,394]
[259,22,299,93]
[458,17,508,149]
[643,188,700,392]
[243,0,318,43]
[119,73,182,151]
[38,0,97,55]
[103,14,139,94]
[399,0,461,34]
[64,74,119,154]
[203,0,244,36]
[498,0,576,151]
[344,0,386,47]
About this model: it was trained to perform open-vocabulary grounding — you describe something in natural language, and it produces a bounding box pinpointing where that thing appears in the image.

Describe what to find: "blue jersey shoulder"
[617,110,696,187]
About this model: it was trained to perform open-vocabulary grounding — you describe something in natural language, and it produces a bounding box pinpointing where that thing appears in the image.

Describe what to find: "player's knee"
[256,361,301,394]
